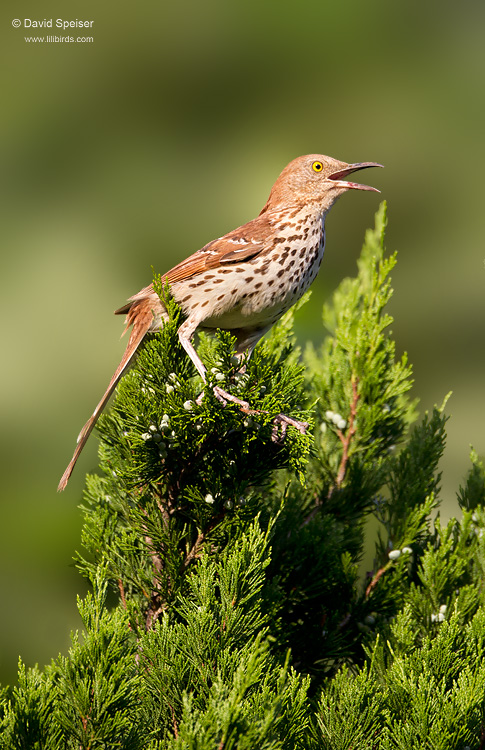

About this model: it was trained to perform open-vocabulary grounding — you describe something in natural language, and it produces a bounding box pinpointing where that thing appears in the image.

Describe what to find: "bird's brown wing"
[163,213,272,283]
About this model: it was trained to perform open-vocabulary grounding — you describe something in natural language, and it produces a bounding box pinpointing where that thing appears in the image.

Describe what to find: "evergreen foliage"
[2,203,485,748]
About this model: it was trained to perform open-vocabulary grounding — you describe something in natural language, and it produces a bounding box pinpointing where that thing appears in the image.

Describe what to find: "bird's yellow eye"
[312,160,323,173]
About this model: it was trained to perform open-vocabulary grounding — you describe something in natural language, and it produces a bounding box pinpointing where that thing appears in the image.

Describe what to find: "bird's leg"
[177,321,255,413]
[177,320,208,382]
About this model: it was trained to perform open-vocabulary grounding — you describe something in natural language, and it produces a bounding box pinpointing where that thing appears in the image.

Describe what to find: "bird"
[58,154,382,491]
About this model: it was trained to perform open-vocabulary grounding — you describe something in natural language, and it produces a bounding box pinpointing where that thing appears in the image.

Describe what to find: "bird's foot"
[212,386,259,415]
[270,413,309,442]
[197,387,307,441]
[213,387,308,441]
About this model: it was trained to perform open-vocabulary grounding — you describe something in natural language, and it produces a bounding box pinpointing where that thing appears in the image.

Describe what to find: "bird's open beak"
[328,162,384,192]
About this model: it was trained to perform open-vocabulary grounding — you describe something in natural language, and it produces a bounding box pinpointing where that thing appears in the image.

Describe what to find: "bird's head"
[263,154,383,213]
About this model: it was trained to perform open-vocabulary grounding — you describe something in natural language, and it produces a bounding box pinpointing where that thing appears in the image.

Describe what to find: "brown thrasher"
[58,154,382,491]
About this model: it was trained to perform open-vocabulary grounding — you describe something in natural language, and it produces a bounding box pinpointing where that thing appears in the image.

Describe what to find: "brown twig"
[303,378,360,523]
[334,376,360,489]
[365,562,392,599]
[143,526,166,630]
[169,703,179,739]
[181,511,226,573]
[337,612,352,631]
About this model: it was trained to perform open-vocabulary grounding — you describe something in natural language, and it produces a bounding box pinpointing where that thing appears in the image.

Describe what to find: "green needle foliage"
[2,202,485,748]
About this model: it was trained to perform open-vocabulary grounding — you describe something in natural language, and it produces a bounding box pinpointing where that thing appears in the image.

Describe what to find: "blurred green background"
[1,0,484,684]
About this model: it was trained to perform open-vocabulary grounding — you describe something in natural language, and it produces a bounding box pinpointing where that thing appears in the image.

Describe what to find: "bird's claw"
[271,414,309,443]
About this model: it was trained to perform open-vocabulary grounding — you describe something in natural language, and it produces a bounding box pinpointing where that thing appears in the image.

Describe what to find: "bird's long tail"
[58,300,156,491]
